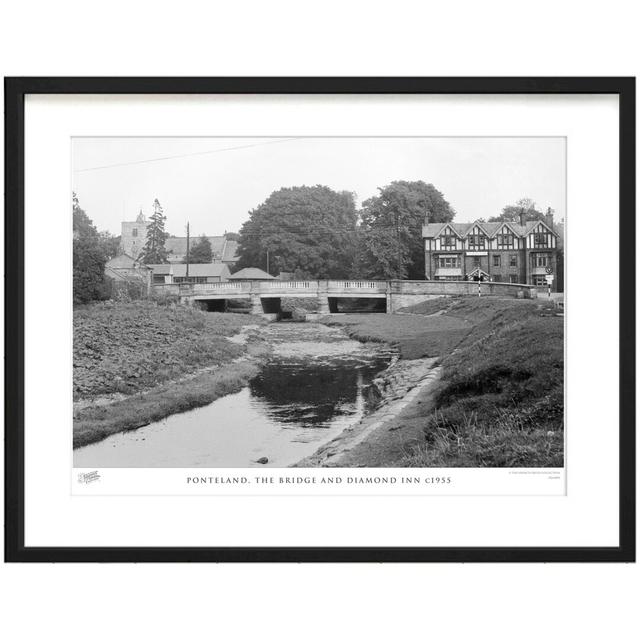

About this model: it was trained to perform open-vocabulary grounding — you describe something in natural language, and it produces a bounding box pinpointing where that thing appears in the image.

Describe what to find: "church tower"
[120,209,149,258]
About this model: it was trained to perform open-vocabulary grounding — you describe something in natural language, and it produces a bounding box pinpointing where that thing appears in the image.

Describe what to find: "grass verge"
[398,297,564,467]
[319,312,471,359]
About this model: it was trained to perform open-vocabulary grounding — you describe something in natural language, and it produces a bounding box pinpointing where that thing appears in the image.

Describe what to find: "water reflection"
[73,324,394,468]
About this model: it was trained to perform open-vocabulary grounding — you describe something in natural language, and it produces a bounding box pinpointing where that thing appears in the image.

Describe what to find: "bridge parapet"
[152,278,537,309]
[389,280,537,297]
[189,281,250,292]
[260,280,317,291]
[327,280,385,292]
[176,281,251,296]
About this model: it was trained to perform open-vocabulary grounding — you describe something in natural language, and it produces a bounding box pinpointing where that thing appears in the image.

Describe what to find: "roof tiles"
[422,220,559,238]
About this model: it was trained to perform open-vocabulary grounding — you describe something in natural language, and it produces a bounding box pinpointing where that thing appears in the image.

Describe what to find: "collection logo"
[77,470,101,484]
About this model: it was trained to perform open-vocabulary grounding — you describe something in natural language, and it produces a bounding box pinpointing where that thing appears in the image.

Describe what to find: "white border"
[24,94,619,547]
[73,468,566,497]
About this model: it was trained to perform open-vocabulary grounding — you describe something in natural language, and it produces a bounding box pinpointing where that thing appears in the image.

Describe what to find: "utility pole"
[186,222,190,280]
[424,206,430,280]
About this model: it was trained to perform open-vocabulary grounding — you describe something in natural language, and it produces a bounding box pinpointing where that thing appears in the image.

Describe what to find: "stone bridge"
[153,279,537,314]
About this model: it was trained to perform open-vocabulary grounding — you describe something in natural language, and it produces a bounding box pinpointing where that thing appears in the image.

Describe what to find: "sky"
[72,137,566,237]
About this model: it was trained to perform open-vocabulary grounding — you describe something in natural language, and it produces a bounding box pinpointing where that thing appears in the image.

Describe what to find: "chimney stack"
[519,210,526,227]
[545,207,554,229]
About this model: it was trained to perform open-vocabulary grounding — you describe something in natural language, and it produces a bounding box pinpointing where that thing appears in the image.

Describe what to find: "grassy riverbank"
[73,302,265,448]
[322,297,564,467]
[74,301,261,400]
[409,297,563,467]
[320,312,471,359]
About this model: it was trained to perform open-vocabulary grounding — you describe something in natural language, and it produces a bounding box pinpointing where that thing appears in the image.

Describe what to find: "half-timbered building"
[422,213,562,291]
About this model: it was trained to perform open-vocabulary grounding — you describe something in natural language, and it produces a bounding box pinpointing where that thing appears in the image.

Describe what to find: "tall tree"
[489,197,546,223]
[73,193,108,303]
[185,234,213,264]
[358,180,455,279]
[98,231,121,260]
[139,199,169,264]
[236,185,358,278]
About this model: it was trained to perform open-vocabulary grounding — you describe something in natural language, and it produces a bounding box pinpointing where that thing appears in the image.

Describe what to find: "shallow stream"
[73,323,395,468]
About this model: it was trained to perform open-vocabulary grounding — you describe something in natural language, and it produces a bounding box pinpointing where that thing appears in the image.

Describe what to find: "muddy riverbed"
[73,323,397,468]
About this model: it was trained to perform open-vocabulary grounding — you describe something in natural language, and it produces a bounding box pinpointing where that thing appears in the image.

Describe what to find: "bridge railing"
[327,280,387,293]
[328,280,380,289]
[262,281,316,290]
[178,281,251,294]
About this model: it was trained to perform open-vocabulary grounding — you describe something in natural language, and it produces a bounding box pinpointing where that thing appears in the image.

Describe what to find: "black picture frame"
[4,77,636,563]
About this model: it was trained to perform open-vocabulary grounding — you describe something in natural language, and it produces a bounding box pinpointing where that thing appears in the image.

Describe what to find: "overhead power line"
[74,137,304,173]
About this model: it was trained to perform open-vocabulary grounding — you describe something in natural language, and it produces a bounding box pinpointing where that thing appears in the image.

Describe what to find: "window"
[132,228,138,237]
[509,254,518,267]
[533,275,547,286]
[493,255,501,267]
[468,235,486,250]
[441,235,455,248]
[497,233,514,249]
[509,274,519,283]
[438,256,460,268]
[493,275,502,282]
[536,254,549,267]
[534,233,548,247]
[473,256,481,267]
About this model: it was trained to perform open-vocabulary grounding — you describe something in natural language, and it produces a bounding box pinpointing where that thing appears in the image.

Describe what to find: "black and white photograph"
[71,136,565,471]
[3,74,634,568]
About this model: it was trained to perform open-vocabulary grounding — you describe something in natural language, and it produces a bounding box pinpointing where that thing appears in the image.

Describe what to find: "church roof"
[122,215,240,263]
[222,239,239,262]
[161,236,240,262]
[165,236,227,258]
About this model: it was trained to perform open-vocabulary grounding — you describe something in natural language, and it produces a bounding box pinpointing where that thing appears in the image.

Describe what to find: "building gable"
[524,220,558,250]
[465,223,489,250]
[434,223,463,239]
[524,219,557,237]
[464,223,488,238]
[489,221,520,238]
